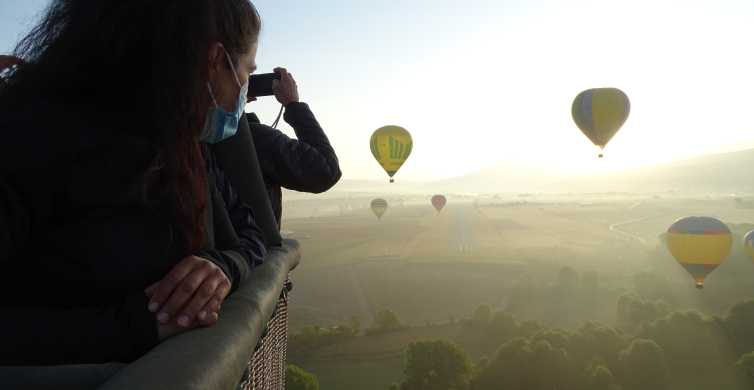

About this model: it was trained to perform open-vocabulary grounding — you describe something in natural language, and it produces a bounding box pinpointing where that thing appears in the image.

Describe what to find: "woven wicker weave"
[240,279,291,390]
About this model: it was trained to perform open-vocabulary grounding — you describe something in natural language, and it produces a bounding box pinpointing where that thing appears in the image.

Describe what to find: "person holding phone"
[246,67,342,225]
[0,0,266,364]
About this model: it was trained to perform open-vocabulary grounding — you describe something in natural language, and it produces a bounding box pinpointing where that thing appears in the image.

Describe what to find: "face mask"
[200,50,249,144]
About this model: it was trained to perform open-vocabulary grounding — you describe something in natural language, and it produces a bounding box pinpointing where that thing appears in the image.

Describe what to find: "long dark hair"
[0,0,261,253]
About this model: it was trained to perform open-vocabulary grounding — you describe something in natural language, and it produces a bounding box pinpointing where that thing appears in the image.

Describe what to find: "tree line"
[389,297,754,390]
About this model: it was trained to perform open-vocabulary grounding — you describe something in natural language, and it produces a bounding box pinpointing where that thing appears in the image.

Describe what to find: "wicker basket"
[239,279,292,390]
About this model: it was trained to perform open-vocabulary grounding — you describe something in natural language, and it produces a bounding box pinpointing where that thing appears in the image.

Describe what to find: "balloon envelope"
[666,217,732,288]
[744,230,754,261]
[370,126,412,183]
[371,198,388,220]
[431,195,447,213]
[572,88,630,157]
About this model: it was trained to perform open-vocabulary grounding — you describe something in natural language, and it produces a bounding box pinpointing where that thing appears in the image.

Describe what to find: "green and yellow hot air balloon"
[370,126,412,183]
[666,217,732,289]
[371,198,388,220]
[572,88,630,158]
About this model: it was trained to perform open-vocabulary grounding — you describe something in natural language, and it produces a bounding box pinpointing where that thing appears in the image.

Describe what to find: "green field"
[281,195,754,390]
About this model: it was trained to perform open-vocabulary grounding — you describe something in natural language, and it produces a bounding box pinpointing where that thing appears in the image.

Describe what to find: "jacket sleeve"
[0,143,64,264]
[0,112,62,264]
[0,292,158,365]
[0,105,131,265]
[251,102,342,193]
[0,178,32,263]
[196,164,267,293]
[0,109,161,365]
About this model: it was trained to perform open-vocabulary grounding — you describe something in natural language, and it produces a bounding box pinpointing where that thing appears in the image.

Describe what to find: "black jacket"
[0,101,266,365]
[248,102,341,224]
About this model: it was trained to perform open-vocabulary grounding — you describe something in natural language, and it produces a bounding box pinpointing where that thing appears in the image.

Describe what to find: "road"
[609,217,650,245]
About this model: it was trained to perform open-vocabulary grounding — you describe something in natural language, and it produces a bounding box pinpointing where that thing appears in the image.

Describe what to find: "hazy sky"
[3,0,754,181]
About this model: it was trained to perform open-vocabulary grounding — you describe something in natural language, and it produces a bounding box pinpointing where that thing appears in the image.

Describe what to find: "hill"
[429,148,754,195]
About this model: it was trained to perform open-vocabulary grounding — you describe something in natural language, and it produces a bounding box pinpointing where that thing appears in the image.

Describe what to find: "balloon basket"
[696,283,704,290]
[390,179,394,183]
[598,153,604,158]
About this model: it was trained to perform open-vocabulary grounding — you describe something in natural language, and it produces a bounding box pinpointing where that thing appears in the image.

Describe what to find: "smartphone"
[248,72,281,98]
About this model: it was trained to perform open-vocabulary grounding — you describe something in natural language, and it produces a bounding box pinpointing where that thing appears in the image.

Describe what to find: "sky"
[3,0,754,181]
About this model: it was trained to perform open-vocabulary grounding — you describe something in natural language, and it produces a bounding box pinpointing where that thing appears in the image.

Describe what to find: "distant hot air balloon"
[371,198,388,220]
[431,195,446,213]
[744,230,754,261]
[666,217,732,289]
[572,88,630,158]
[370,126,412,183]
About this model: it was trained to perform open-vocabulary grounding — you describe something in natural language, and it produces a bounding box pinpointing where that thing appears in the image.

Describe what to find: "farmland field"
[281,194,754,390]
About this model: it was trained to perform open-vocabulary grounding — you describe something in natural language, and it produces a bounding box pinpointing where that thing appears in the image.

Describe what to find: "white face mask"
[200,50,249,144]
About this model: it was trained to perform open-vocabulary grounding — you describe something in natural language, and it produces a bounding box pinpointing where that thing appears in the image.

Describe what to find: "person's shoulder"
[246,112,262,124]
[249,121,287,145]
[1,99,154,172]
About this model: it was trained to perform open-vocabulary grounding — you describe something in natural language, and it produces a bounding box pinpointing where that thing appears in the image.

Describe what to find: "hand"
[272,67,299,106]
[145,255,231,329]
[156,314,218,341]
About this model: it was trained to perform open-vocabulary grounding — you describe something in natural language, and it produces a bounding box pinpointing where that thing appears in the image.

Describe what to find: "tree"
[617,339,668,390]
[638,310,749,388]
[616,294,670,332]
[530,339,571,389]
[639,310,730,375]
[581,270,600,292]
[400,340,472,390]
[286,364,319,390]
[557,266,580,290]
[736,351,754,382]
[349,315,362,336]
[472,305,492,327]
[518,320,543,339]
[486,311,519,347]
[368,309,402,334]
[568,322,626,373]
[586,365,621,390]
[471,338,574,390]
[532,328,570,350]
[471,338,533,390]
[472,356,490,378]
[724,300,754,356]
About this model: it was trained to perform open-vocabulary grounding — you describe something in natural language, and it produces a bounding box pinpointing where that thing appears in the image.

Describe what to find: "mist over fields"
[281,148,754,390]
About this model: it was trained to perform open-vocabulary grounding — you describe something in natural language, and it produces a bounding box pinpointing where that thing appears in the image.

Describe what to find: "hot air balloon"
[572,88,630,158]
[744,230,754,261]
[370,126,412,183]
[371,198,388,220]
[431,195,446,213]
[666,217,732,289]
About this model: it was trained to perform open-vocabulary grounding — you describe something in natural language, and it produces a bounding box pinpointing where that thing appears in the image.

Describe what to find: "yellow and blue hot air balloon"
[572,88,630,158]
[666,217,732,289]
[370,126,412,183]
[371,198,388,220]
[744,230,754,261]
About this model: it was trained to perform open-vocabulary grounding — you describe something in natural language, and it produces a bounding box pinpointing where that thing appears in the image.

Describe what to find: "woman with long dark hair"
[0,0,266,364]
